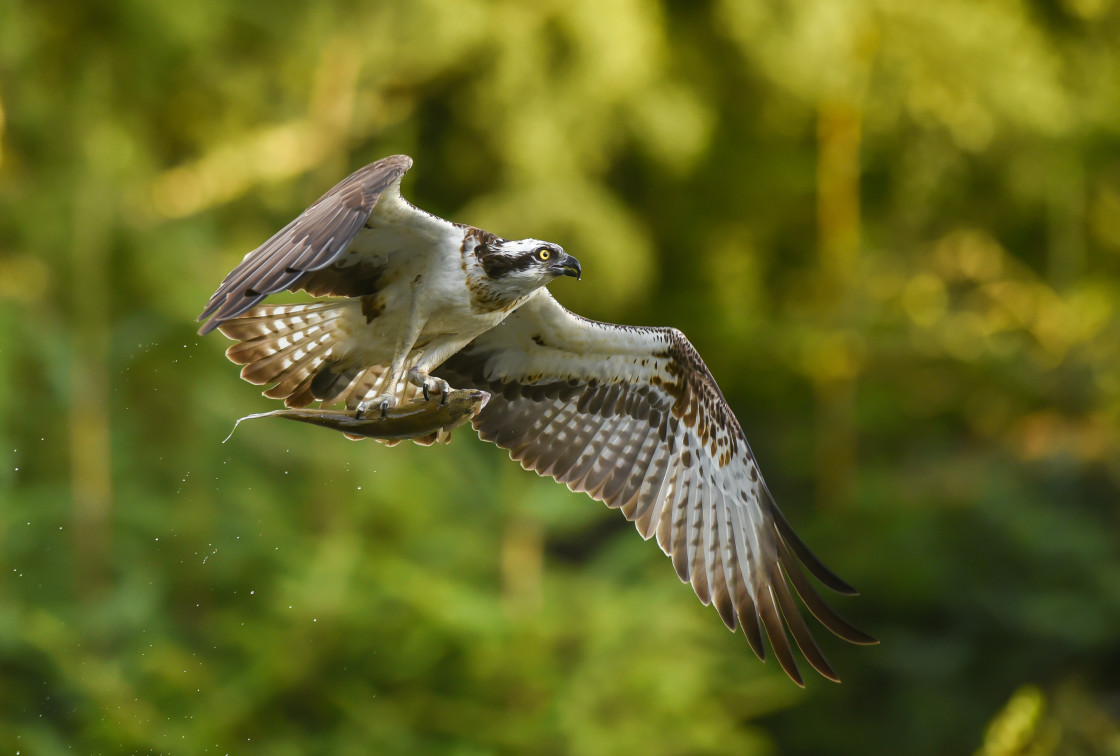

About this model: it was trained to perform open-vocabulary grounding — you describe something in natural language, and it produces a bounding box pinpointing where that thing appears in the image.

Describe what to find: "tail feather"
[218,302,353,408]
[337,363,418,410]
[218,303,345,341]
[227,328,327,366]
[262,339,334,404]
[237,332,331,385]
[313,364,364,405]
[217,301,453,446]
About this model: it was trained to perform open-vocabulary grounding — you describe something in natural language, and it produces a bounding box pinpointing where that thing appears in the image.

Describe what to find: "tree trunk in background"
[70,67,113,597]
[814,101,862,509]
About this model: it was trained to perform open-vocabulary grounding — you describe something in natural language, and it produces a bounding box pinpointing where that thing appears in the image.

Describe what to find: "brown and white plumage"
[440,292,876,684]
[198,155,419,329]
[200,155,876,685]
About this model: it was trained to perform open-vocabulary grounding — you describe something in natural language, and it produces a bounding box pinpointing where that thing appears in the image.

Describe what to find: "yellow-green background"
[3,1,1120,753]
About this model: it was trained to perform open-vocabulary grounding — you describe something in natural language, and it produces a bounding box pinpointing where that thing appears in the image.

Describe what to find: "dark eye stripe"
[479,251,539,278]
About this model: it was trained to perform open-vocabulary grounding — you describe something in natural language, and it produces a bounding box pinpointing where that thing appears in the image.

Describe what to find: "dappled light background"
[3,0,1120,753]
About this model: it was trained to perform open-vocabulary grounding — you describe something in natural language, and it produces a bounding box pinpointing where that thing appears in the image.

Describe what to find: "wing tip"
[387,153,413,169]
[847,628,880,646]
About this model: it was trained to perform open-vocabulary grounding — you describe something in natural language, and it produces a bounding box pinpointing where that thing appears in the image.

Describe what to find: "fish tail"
[219,301,358,408]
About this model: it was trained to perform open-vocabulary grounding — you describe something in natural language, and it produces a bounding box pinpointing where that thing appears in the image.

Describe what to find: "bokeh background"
[3,1,1120,753]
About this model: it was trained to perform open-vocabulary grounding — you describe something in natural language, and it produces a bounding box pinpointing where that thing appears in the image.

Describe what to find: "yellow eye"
[537,248,551,261]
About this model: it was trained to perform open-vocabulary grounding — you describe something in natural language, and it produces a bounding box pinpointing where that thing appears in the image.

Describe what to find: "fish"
[223,389,491,445]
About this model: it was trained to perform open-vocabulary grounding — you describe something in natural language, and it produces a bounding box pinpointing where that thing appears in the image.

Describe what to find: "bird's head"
[477,237,581,297]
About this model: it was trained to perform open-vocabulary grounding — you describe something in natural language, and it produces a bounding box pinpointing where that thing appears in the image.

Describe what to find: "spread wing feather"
[441,291,876,685]
[197,155,458,334]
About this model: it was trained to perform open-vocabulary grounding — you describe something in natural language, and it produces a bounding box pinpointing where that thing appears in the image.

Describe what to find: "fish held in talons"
[224,389,490,443]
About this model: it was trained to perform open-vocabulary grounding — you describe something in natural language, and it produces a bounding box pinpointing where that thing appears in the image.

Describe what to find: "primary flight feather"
[199,154,876,684]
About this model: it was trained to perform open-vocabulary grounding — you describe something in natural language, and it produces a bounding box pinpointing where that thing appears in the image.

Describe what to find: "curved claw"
[409,367,451,404]
[356,393,398,420]
[434,377,451,405]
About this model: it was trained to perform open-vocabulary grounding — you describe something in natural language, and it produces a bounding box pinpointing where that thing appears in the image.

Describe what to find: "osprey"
[198,155,876,685]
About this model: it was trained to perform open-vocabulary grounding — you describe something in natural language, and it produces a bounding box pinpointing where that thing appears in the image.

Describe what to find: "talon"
[422,384,430,402]
[357,393,397,419]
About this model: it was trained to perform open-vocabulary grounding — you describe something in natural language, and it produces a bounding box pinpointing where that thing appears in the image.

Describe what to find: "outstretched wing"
[197,154,458,334]
[441,291,876,685]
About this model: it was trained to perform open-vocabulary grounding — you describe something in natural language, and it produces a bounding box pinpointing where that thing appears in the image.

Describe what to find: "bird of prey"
[198,154,876,685]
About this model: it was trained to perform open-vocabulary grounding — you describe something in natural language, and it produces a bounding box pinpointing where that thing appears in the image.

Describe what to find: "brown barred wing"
[441,291,876,685]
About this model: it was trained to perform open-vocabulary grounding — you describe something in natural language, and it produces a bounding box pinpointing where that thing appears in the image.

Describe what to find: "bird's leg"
[406,335,471,405]
[355,349,410,419]
[356,284,426,419]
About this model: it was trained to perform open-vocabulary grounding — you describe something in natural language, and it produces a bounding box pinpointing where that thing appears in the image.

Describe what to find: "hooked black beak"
[551,253,582,280]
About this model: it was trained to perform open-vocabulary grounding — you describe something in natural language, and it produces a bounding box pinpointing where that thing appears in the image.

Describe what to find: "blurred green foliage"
[2,0,1120,753]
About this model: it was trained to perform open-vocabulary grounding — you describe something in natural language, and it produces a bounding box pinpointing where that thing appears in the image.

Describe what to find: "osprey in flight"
[198,155,875,684]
